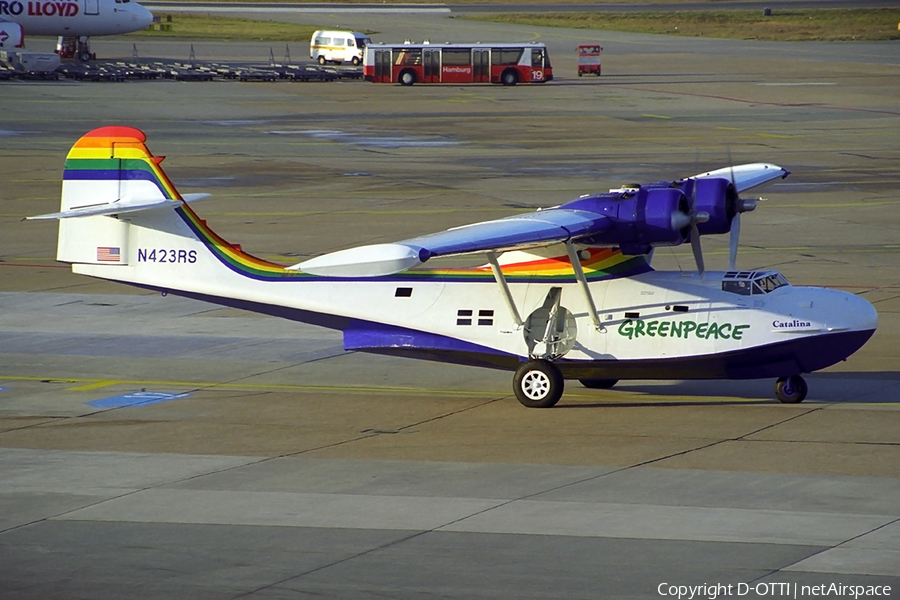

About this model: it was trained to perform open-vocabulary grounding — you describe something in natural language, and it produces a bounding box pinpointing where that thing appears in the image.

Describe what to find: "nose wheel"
[775,375,808,404]
[514,360,564,408]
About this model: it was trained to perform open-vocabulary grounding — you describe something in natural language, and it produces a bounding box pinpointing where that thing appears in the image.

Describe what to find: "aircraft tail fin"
[29,126,288,294]
[27,126,190,265]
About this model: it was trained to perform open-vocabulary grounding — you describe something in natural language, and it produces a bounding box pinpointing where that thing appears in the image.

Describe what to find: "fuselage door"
[85,0,100,16]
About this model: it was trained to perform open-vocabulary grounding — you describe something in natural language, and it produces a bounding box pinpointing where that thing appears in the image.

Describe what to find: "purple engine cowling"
[561,177,738,254]
[561,186,689,254]
[692,177,738,236]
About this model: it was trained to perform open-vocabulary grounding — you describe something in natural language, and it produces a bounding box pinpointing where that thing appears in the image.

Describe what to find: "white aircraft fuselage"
[72,254,875,382]
[0,0,152,37]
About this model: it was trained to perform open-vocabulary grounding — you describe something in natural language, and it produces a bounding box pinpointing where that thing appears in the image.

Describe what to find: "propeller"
[671,177,710,275]
[726,161,759,271]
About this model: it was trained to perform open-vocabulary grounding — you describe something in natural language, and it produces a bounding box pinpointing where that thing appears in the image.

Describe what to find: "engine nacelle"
[0,22,24,48]
[561,187,689,255]
[693,177,738,236]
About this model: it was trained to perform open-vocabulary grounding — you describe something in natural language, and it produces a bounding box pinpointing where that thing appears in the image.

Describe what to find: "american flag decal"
[97,247,121,262]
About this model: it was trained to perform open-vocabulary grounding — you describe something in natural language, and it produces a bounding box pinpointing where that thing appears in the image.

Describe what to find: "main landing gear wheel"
[775,375,808,404]
[514,360,564,408]
[579,378,618,389]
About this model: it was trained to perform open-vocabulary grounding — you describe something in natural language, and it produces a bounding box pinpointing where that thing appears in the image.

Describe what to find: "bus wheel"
[501,69,518,86]
[351,57,360,66]
[399,69,416,86]
[318,56,326,65]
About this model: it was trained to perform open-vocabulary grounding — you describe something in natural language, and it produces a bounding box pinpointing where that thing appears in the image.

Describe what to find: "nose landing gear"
[775,375,808,403]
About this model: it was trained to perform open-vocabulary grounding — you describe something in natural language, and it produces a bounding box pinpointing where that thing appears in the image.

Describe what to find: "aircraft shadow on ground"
[560,371,900,408]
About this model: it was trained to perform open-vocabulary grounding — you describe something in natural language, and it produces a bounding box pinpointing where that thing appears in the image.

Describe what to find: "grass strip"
[465,9,900,42]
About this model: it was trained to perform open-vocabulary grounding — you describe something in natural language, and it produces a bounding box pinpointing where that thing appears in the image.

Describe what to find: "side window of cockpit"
[754,274,789,294]
[722,280,752,296]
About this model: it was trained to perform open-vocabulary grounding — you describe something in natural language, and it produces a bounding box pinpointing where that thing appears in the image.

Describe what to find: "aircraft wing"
[692,163,789,193]
[292,162,790,278]
[291,208,611,277]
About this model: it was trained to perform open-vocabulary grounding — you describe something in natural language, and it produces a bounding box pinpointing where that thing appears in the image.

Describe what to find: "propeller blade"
[690,224,705,275]
[729,213,741,271]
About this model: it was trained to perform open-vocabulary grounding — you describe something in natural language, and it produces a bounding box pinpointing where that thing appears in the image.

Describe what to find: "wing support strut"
[486,251,524,328]
[564,242,603,331]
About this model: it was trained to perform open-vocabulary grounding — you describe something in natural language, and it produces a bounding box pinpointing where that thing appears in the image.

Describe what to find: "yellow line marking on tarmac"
[66,380,123,392]
[0,375,501,398]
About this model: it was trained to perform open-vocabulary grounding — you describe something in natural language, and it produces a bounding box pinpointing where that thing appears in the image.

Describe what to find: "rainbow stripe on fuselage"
[63,126,651,283]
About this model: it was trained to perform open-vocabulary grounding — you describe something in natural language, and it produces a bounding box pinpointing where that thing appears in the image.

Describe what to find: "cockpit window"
[722,280,752,295]
[722,271,789,296]
[753,273,788,294]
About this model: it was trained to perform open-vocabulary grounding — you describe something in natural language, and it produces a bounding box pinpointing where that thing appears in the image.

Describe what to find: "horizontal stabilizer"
[28,193,209,220]
[693,163,789,193]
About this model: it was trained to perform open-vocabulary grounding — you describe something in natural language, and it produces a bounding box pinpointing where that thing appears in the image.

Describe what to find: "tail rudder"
[29,126,289,292]
[30,126,183,265]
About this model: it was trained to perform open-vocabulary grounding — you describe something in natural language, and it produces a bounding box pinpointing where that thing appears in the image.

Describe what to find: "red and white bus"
[364,42,553,86]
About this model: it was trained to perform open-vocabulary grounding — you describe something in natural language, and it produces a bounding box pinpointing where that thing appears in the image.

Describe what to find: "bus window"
[532,48,544,68]
[355,36,371,49]
[395,49,422,66]
[347,39,355,47]
[442,49,471,65]
[492,49,523,66]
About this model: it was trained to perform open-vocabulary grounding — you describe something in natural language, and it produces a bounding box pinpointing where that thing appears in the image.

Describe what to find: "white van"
[310,30,372,66]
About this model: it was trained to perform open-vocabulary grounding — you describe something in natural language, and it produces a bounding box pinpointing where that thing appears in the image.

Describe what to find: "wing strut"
[486,251,524,328]
[564,242,603,331]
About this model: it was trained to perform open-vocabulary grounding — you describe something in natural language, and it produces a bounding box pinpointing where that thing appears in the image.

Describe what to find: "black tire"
[318,55,326,65]
[775,375,808,404]
[579,378,618,389]
[399,69,416,86]
[500,69,518,86]
[79,51,92,62]
[513,361,564,408]
[351,56,360,66]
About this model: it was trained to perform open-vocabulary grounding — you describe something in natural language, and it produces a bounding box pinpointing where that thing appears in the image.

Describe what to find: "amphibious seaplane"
[30,127,877,408]
[0,0,153,60]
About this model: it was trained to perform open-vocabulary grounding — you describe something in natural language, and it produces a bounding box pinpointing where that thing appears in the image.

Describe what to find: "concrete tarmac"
[1,13,899,600]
